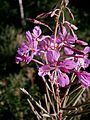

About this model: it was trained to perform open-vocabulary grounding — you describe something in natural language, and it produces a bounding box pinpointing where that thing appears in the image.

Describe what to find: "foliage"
[0,70,42,120]
[0,26,18,77]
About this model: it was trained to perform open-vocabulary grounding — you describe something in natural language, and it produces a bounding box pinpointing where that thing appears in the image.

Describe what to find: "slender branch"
[54,1,63,48]
[18,0,26,26]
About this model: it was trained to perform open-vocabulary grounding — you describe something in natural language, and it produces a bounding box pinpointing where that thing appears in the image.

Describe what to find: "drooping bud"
[63,0,69,6]
[76,40,88,46]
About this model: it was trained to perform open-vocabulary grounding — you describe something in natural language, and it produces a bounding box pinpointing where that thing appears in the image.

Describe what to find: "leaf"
[67,88,85,107]
[20,88,48,114]
[27,99,42,119]
[66,109,90,117]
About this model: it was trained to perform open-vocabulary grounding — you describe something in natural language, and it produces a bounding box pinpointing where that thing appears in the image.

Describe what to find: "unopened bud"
[76,40,88,46]
[63,0,69,6]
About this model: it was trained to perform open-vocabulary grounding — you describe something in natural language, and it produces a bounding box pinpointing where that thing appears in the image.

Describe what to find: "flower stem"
[54,1,63,48]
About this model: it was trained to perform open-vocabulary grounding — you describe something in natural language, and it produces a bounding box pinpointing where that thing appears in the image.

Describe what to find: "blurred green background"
[0,0,90,120]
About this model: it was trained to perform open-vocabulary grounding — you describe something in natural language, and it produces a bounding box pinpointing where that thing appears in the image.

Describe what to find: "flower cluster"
[16,25,90,87]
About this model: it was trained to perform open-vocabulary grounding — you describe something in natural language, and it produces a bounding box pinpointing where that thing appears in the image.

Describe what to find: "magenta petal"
[84,59,90,68]
[60,59,76,70]
[39,35,50,41]
[17,43,29,55]
[64,47,74,55]
[16,54,23,64]
[25,55,33,64]
[46,50,60,63]
[77,71,90,87]
[83,46,90,54]
[58,72,69,87]
[33,26,42,38]
[66,35,76,44]
[56,36,61,43]
[38,65,51,76]
[26,31,32,43]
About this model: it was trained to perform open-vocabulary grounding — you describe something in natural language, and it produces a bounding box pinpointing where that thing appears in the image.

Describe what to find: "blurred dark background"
[0,0,90,120]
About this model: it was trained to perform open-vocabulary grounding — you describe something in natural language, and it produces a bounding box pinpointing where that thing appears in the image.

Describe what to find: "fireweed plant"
[16,0,90,120]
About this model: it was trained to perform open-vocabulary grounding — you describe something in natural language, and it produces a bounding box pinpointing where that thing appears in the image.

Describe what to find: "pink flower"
[38,51,76,87]
[16,28,39,64]
[57,26,76,55]
[58,26,76,45]
[75,47,90,69]
[16,42,33,64]
[16,25,90,88]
